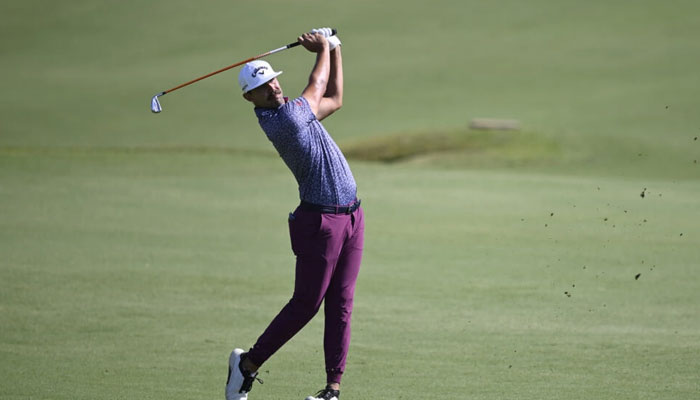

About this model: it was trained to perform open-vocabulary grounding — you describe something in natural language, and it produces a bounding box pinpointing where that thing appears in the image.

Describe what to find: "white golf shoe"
[225,348,260,400]
[305,387,340,400]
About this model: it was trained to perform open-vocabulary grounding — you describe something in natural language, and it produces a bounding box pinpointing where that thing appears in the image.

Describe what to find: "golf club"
[150,29,336,113]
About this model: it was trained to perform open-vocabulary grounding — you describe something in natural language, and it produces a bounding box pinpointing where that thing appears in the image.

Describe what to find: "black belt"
[300,199,361,214]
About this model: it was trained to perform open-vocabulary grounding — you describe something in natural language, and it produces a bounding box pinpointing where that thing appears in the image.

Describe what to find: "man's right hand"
[298,32,329,53]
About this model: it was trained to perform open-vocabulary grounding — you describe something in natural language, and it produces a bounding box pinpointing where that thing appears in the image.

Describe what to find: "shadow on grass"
[342,128,561,168]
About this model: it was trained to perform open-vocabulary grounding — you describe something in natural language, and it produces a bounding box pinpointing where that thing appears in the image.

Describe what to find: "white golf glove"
[311,27,341,50]
[311,27,333,38]
[327,35,341,50]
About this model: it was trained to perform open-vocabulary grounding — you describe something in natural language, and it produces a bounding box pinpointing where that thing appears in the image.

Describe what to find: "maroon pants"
[247,205,365,384]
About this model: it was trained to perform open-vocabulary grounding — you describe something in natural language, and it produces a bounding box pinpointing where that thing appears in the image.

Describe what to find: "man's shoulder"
[255,97,309,118]
[279,96,310,115]
[289,96,307,108]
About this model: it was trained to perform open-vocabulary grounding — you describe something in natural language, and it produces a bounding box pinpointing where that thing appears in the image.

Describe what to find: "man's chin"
[271,96,285,106]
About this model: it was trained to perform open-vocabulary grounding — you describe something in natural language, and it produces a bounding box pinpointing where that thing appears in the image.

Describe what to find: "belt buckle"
[345,200,359,215]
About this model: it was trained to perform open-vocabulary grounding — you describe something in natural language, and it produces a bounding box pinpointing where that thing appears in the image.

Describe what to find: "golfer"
[226,28,364,400]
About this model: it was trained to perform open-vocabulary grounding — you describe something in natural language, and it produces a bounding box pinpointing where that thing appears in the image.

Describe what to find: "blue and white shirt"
[255,96,357,206]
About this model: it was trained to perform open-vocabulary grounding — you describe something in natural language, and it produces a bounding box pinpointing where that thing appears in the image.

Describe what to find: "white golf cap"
[238,60,283,92]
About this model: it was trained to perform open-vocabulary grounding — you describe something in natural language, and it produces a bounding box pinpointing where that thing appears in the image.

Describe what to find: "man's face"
[243,77,284,108]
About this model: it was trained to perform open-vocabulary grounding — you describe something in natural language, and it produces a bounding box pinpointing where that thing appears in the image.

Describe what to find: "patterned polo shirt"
[254,96,357,206]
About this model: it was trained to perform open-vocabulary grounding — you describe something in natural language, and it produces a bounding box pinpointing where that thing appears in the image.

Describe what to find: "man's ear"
[242,92,252,102]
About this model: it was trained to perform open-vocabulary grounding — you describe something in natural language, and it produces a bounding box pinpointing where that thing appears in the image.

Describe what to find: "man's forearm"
[307,48,330,97]
[324,47,343,103]
[301,35,342,120]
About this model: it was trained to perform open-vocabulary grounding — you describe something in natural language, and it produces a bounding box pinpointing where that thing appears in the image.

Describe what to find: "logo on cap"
[252,66,268,78]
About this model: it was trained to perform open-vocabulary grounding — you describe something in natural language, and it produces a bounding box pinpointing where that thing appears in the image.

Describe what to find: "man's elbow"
[325,103,341,119]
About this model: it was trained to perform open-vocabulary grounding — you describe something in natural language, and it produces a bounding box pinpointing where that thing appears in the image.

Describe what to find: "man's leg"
[246,209,346,369]
[323,207,365,385]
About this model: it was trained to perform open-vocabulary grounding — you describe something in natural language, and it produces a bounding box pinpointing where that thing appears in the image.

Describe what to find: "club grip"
[287,28,338,48]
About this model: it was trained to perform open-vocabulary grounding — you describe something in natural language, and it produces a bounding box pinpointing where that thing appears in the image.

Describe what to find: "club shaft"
[156,29,334,99]
[161,42,300,96]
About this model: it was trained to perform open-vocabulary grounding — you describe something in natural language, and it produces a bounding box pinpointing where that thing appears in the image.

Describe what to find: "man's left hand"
[311,27,341,50]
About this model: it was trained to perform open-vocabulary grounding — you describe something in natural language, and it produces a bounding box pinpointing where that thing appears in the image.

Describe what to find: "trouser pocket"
[288,208,322,256]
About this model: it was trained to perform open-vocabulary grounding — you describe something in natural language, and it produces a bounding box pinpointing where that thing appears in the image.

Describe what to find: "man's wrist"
[327,36,341,50]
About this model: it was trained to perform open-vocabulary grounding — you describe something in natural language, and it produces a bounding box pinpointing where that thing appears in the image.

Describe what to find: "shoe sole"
[226,348,247,400]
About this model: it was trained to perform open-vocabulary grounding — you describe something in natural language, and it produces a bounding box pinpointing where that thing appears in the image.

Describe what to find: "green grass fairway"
[1,153,698,399]
[2,1,699,399]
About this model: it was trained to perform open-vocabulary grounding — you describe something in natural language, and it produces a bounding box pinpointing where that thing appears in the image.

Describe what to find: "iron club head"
[150,93,164,113]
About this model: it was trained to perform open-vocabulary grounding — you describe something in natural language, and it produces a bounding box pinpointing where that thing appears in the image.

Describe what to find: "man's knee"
[325,295,354,318]
[288,295,322,320]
